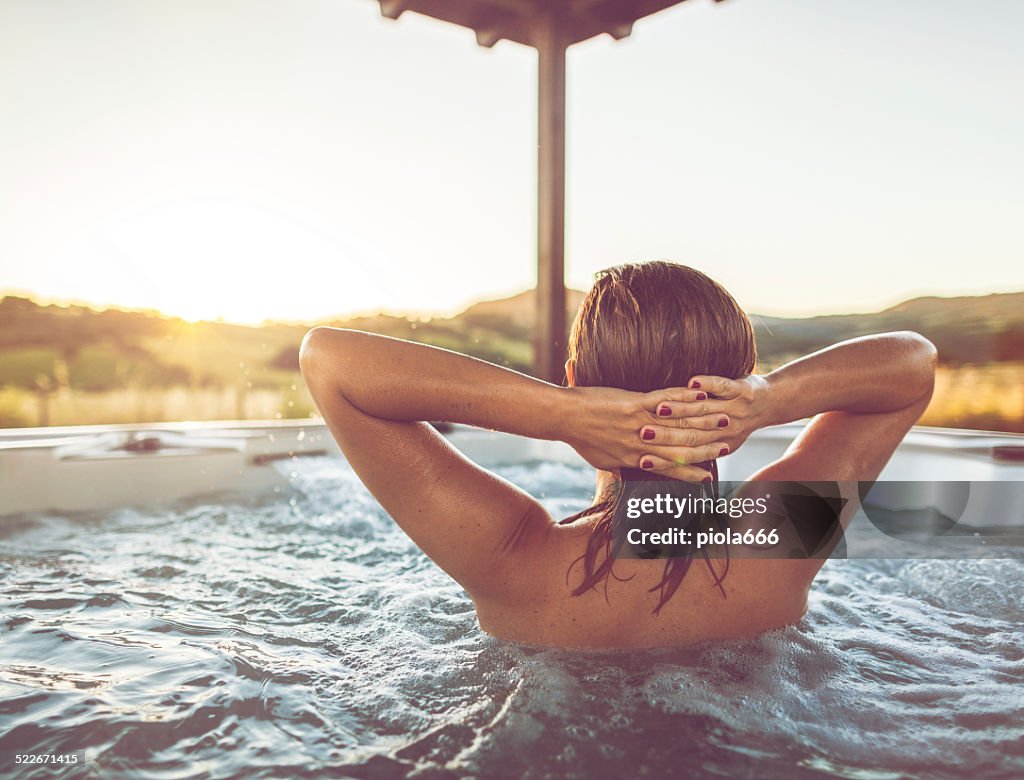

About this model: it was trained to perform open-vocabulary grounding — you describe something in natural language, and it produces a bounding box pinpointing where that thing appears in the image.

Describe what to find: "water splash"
[1,457,1021,779]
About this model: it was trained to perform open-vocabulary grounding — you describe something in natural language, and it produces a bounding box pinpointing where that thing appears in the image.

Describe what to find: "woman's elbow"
[298,327,327,376]
[299,326,354,383]
[911,332,938,373]
[896,331,938,397]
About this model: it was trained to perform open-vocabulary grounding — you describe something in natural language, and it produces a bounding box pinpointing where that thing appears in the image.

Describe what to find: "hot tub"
[1,422,1022,778]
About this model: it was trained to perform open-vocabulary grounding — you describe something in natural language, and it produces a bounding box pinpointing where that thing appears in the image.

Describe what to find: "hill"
[1,287,1023,395]
[1,288,1022,431]
[453,287,1024,366]
[459,288,587,335]
[750,291,1024,365]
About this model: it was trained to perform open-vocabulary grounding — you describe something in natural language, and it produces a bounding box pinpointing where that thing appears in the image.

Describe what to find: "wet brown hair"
[561,261,757,612]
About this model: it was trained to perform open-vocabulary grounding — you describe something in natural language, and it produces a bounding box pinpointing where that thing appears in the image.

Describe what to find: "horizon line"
[2,285,1021,329]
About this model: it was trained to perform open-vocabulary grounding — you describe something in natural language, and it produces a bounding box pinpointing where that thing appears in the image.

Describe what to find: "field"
[920,362,1024,432]
[1,360,1022,435]
[1,291,1022,434]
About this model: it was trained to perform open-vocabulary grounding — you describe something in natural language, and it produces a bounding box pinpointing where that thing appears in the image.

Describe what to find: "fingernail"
[696,392,707,401]
[658,407,671,417]
[719,446,729,457]
[702,476,712,486]
[691,381,701,389]
[642,429,655,441]
[641,459,654,470]
[717,417,728,428]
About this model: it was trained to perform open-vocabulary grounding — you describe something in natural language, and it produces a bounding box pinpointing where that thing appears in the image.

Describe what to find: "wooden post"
[536,21,567,384]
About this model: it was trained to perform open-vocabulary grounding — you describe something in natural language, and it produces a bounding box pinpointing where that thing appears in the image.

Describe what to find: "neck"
[594,469,618,503]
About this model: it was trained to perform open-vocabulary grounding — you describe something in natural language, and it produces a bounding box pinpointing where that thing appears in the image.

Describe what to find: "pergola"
[374,0,722,383]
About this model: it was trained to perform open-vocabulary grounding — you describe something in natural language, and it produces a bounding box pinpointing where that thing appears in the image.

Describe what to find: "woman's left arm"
[298,327,725,597]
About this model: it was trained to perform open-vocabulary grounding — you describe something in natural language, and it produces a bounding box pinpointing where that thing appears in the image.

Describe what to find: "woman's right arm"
[652,332,937,601]
[650,331,938,483]
[752,330,937,483]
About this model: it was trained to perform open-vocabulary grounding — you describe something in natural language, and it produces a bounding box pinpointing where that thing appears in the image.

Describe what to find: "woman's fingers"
[643,387,708,411]
[653,399,729,420]
[636,453,714,483]
[663,441,729,464]
[686,375,742,399]
[640,416,728,444]
[638,440,729,472]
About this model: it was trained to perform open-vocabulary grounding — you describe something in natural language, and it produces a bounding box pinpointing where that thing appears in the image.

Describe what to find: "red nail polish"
[641,459,654,470]
[658,407,671,417]
[696,392,707,401]
[702,476,712,486]
[719,447,729,457]
[691,381,701,389]
[717,417,728,428]
[642,429,655,441]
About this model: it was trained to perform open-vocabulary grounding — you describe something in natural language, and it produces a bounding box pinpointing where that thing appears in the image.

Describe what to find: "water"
[1,457,1022,779]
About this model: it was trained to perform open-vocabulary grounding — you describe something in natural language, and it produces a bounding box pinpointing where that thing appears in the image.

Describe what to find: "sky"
[1,0,1022,324]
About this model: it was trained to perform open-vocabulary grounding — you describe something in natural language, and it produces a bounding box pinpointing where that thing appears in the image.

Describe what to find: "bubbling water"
[1,457,1021,779]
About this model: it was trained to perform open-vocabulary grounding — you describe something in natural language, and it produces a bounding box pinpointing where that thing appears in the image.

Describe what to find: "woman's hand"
[641,374,772,460]
[561,385,732,482]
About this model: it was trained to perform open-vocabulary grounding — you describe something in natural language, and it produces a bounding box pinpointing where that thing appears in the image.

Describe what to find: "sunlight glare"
[101,199,387,324]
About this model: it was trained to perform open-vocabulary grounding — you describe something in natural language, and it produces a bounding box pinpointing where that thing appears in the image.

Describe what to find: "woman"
[300,262,936,649]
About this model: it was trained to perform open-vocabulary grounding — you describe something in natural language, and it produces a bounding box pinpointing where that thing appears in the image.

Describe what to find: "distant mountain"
[2,288,1022,395]
[749,291,1024,364]
[458,288,587,335]
[3,288,1021,432]
[454,288,1024,365]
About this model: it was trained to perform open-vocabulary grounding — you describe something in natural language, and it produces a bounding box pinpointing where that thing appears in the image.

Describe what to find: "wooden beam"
[535,20,567,384]
[377,0,408,20]
[373,1,704,47]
